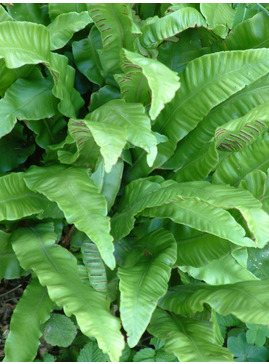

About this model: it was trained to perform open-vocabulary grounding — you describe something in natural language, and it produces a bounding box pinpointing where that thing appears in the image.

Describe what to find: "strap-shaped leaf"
[4,278,53,361]
[167,223,235,267]
[140,7,206,48]
[49,52,84,118]
[225,11,269,50]
[165,180,269,248]
[142,198,254,247]
[115,49,180,120]
[81,238,107,292]
[240,170,269,214]
[153,48,269,166]
[48,11,92,50]
[0,230,24,280]
[10,223,124,361]
[72,26,104,86]
[200,3,235,38]
[85,99,158,168]
[165,73,269,170]
[159,281,269,326]
[215,101,269,152]
[0,22,82,118]
[48,3,88,20]
[171,141,219,182]
[0,78,58,138]
[181,254,258,285]
[65,120,100,169]
[213,132,269,185]
[148,309,233,362]
[23,165,115,269]
[118,228,176,347]
[82,119,127,174]
[87,3,137,73]
[0,172,61,221]
[0,21,50,68]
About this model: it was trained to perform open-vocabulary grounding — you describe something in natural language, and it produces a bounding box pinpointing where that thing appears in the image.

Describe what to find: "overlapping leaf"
[181,254,258,285]
[215,101,269,152]
[0,78,58,138]
[213,132,269,185]
[148,309,233,362]
[165,73,269,170]
[10,223,124,361]
[4,278,53,361]
[142,198,254,247]
[140,7,206,48]
[47,11,92,50]
[0,230,24,280]
[23,165,115,269]
[159,281,269,325]
[87,3,138,73]
[85,99,158,170]
[0,172,61,221]
[153,48,269,166]
[115,49,180,120]
[118,228,176,347]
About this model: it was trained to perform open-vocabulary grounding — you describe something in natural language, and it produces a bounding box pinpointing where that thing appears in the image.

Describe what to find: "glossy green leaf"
[78,341,109,362]
[133,347,178,362]
[0,230,24,280]
[43,313,77,347]
[6,3,50,24]
[116,49,180,120]
[91,159,124,211]
[0,21,50,68]
[82,119,127,174]
[161,180,269,248]
[11,223,124,361]
[85,99,158,168]
[159,281,269,325]
[4,278,53,361]
[0,78,58,138]
[48,3,88,20]
[48,11,92,50]
[247,245,269,280]
[153,48,269,167]
[142,198,254,248]
[23,165,115,269]
[140,7,206,48]
[213,132,269,185]
[225,11,269,50]
[148,309,233,362]
[173,225,235,267]
[72,26,104,86]
[165,73,269,170]
[81,238,107,292]
[171,141,219,182]
[240,169,269,214]
[49,52,84,118]
[87,3,137,73]
[215,101,269,152]
[118,228,176,347]
[181,254,258,285]
[0,172,61,222]
[200,3,235,38]
[65,119,100,169]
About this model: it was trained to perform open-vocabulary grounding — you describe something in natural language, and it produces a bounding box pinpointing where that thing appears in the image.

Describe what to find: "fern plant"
[1,2,269,362]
